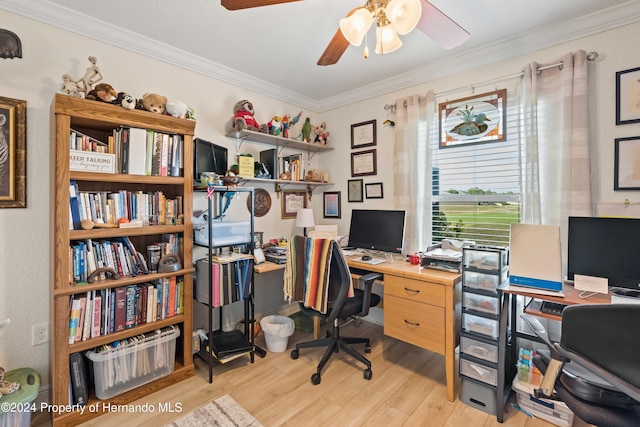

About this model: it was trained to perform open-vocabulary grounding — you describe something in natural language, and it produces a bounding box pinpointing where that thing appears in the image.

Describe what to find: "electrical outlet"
[32,322,49,346]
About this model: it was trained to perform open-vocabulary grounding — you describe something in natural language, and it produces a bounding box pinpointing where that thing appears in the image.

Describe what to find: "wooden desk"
[254,258,462,402]
[346,256,462,402]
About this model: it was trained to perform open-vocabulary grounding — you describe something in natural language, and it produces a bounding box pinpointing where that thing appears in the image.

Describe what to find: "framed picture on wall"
[350,149,377,177]
[350,119,377,149]
[614,136,640,190]
[0,96,27,208]
[347,179,363,202]
[365,182,384,199]
[323,191,341,218]
[281,190,307,218]
[616,67,640,125]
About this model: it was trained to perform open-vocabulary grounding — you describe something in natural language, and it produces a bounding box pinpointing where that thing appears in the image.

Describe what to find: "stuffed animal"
[61,74,83,98]
[113,92,136,110]
[301,117,313,142]
[141,93,168,114]
[312,122,330,145]
[305,169,330,183]
[229,100,268,133]
[282,111,302,139]
[0,367,20,398]
[268,116,283,136]
[85,83,117,103]
[165,100,189,118]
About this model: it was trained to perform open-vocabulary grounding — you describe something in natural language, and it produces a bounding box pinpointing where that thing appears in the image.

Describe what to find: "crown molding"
[2,0,639,112]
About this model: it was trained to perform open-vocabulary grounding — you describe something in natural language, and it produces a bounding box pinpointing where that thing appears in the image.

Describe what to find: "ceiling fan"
[221,0,469,66]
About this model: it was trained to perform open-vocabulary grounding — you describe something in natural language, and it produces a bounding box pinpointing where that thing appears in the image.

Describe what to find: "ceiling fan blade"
[416,0,470,50]
[317,28,350,66]
[221,0,300,11]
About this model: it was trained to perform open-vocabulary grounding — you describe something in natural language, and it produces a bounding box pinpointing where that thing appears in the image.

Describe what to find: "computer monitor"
[193,137,227,182]
[567,216,640,290]
[347,209,406,254]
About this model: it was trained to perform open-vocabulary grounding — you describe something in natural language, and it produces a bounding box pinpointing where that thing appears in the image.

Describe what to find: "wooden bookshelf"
[51,94,195,426]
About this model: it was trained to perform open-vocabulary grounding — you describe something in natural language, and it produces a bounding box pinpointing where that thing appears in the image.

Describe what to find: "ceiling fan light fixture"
[375,24,402,55]
[385,0,422,35]
[339,8,373,46]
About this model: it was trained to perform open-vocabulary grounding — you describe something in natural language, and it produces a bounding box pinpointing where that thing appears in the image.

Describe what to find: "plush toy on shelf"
[113,92,136,110]
[229,99,269,133]
[301,117,313,142]
[268,116,283,136]
[85,83,117,103]
[282,111,302,139]
[165,100,189,118]
[312,121,330,145]
[140,92,168,114]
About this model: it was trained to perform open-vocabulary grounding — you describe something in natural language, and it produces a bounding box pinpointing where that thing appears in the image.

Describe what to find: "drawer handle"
[404,287,420,294]
[404,319,420,327]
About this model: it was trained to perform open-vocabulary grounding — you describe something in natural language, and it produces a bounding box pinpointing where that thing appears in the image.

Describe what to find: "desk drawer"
[384,294,445,354]
[384,275,445,307]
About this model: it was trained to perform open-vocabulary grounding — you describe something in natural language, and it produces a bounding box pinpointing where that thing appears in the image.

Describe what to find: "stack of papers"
[424,248,463,261]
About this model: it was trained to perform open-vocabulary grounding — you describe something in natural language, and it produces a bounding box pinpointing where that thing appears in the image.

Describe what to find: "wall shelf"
[226,129,333,160]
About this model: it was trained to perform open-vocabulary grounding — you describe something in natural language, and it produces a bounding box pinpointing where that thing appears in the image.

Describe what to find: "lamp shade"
[375,24,403,55]
[386,0,422,35]
[295,208,315,228]
[339,7,373,46]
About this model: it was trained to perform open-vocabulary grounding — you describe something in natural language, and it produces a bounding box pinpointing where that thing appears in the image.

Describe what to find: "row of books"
[280,153,304,181]
[70,234,178,285]
[68,127,183,177]
[68,278,184,344]
[69,180,182,230]
[195,257,253,307]
[117,127,183,176]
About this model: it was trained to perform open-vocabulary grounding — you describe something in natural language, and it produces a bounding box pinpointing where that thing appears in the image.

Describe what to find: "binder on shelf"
[207,329,253,359]
[69,352,89,406]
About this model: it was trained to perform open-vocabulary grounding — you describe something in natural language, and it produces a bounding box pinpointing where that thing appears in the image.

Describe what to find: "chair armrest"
[358,273,382,317]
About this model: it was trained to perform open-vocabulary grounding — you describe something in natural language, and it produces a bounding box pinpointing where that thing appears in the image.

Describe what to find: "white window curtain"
[393,91,436,254]
[518,49,593,232]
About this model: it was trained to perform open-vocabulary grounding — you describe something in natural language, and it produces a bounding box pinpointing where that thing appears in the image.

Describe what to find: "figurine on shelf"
[61,74,84,98]
[282,111,302,139]
[268,116,283,136]
[77,56,103,98]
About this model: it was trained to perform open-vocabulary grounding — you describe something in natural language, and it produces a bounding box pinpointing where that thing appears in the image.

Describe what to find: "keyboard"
[540,301,568,316]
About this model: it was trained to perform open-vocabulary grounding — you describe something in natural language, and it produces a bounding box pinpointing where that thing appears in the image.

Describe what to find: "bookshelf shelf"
[51,94,195,426]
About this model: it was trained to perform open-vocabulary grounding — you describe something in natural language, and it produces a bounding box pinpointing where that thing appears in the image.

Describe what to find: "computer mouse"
[361,255,372,261]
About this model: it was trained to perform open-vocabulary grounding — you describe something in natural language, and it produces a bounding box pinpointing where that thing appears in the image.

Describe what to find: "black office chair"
[289,239,381,385]
[521,304,640,427]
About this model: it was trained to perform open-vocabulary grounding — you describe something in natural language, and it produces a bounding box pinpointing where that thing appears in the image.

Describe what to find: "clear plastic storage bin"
[194,221,251,247]
[512,377,574,427]
[461,335,499,363]
[463,292,500,315]
[85,326,179,399]
[462,312,499,339]
[460,356,498,386]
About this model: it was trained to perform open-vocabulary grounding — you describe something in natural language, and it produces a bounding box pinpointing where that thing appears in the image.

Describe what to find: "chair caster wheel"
[311,373,321,385]
[365,345,371,353]
[290,349,299,360]
[363,368,372,380]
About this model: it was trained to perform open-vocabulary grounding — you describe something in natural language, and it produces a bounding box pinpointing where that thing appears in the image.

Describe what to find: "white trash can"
[260,315,295,352]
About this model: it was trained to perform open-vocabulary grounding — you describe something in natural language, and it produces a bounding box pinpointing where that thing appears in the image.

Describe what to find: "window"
[429,97,521,246]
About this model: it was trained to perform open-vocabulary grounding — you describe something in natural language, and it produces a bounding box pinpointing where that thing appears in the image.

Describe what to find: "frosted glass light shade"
[339,8,373,46]
[386,0,422,35]
[375,24,403,55]
[295,208,315,228]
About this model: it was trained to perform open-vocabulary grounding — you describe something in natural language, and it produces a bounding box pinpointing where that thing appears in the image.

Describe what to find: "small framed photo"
[365,182,384,199]
[347,179,363,203]
[323,191,341,218]
[351,119,377,149]
[616,67,640,125]
[281,190,307,218]
[351,149,377,177]
[253,231,263,249]
[614,136,640,190]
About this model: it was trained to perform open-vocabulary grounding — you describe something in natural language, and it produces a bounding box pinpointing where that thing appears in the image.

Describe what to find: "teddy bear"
[85,83,117,103]
[113,92,136,110]
[140,93,168,114]
[228,100,268,133]
[312,122,330,145]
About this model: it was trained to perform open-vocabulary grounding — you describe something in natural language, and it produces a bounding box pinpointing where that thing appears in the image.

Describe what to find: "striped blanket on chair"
[284,236,352,314]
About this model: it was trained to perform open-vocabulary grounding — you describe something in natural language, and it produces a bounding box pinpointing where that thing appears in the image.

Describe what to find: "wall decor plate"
[248,188,271,217]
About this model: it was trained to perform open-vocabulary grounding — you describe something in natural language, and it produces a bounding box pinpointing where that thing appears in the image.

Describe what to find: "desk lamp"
[296,208,315,237]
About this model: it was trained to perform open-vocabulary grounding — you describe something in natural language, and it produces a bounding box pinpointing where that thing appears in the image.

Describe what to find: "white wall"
[1,8,639,396]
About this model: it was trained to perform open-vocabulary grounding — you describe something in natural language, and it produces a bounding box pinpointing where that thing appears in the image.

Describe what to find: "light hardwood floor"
[34,321,588,426]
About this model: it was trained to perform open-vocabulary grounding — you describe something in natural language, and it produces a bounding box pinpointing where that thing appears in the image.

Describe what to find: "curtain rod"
[384,51,599,111]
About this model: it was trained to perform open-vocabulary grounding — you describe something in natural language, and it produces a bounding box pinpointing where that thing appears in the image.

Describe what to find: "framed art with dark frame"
[351,149,377,177]
[281,189,307,218]
[616,67,640,125]
[323,191,341,218]
[365,182,384,199]
[347,179,363,202]
[614,136,640,190]
[438,89,507,148]
[0,96,26,208]
[351,119,376,149]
